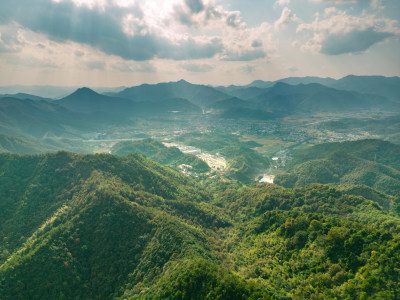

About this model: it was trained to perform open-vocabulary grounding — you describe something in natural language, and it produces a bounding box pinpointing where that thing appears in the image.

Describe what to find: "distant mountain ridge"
[0,93,52,102]
[57,87,135,115]
[214,81,398,117]
[0,97,96,138]
[251,82,397,114]
[220,75,400,103]
[1,75,399,138]
[113,79,231,108]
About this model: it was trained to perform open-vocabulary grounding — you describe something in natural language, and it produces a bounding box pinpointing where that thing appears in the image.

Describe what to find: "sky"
[0,0,399,87]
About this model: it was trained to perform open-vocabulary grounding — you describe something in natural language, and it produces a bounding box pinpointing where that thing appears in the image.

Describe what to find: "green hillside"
[276,140,400,195]
[250,83,398,114]
[0,152,399,299]
[0,134,54,154]
[288,139,400,170]
[0,97,126,138]
[111,138,210,173]
[115,80,230,108]
[57,87,134,115]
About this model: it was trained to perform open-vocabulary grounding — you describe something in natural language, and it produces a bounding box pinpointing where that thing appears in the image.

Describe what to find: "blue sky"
[0,0,399,86]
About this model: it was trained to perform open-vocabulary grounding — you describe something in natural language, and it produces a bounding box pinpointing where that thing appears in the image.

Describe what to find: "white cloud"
[274,0,290,6]
[308,0,358,3]
[0,0,275,64]
[297,9,400,55]
[220,22,277,61]
[274,7,300,31]
[370,0,384,11]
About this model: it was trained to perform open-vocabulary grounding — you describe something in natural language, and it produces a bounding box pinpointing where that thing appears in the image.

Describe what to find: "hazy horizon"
[0,0,399,87]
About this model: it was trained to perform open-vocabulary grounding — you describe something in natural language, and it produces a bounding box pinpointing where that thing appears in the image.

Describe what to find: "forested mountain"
[0,134,57,154]
[58,87,202,117]
[228,75,400,102]
[208,97,253,111]
[0,152,399,299]
[2,76,399,140]
[250,82,397,114]
[331,75,400,102]
[275,140,400,195]
[1,75,400,299]
[0,97,98,138]
[216,87,267,100]
[57,87,135,115]
[113,79,230,108]
[287,139,400,170]
[216,79,400,118]
[0,93,201,140]
[0,93,52,102]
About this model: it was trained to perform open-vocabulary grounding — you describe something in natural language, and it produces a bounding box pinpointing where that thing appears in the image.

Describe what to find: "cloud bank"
[297,8,399,55]
[0,0,275,62]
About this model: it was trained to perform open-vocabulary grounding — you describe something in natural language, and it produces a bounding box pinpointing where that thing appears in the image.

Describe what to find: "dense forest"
[0,150,399,299]
[275,139,400,195]
[1,0,400,296]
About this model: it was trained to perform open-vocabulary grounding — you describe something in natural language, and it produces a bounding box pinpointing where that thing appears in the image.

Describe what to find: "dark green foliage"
[0,153,217,299]
[0,151,209,265]
[276,140,400,195]
[0,152,399,299]
[338,184,393,210]
[217,183,400,233]
[289,139,400,171]
[0,172,212,300]
[130,258,275,300]
[228,209,400,299]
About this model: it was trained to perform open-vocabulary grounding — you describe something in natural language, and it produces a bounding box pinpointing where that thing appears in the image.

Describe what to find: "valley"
[1,75,400,299]
[2,0,400,298]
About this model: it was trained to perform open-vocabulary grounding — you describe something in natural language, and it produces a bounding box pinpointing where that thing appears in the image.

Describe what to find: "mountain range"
[218,75,400,102]
[1,75,399,139]
[1,75,400,299]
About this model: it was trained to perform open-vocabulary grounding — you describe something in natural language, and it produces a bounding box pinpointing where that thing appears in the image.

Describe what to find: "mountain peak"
[73,87,98,96]
[176,79,191,85]
[59,87,102,101]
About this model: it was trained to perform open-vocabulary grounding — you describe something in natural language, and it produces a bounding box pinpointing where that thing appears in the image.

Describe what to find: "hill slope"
[111,138,210,173]
[0,134,57,154]
[0,97,97,138]
[275,140,400,195]
[251,82,397,114]
[0,153,399,299]
[57,87,134,115]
